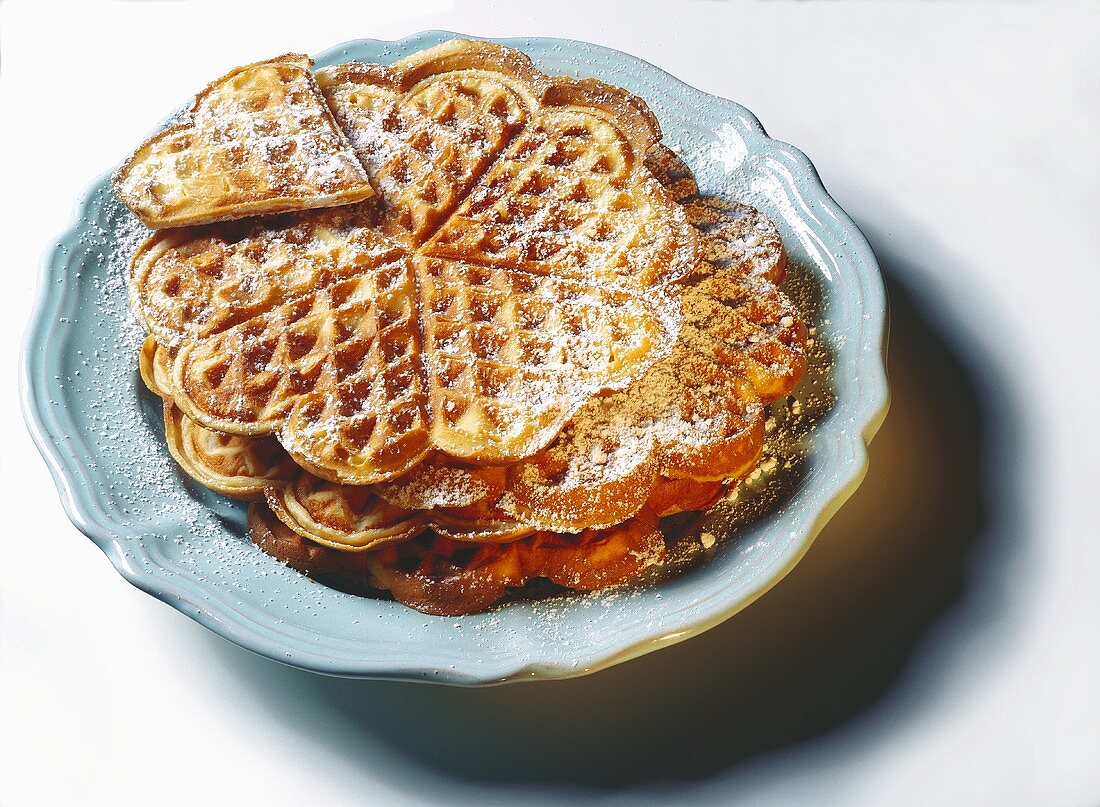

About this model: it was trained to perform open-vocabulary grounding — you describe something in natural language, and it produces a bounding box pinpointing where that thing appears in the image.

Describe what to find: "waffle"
[498,342,766,531]
[114,55,373,228]
[128,41,696,484]
[247,501,664,616]
[265,475,420,551]
[316,41,541,241]
[419,76,695,290]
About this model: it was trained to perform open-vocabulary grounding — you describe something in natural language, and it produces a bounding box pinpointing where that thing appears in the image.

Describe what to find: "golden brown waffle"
[132,204,431,482]
[129,42,697,484]
[317,41,542,241]
[265,475,420,551]
[414,255,678,462]
[164,401,297,500]
[498,343,766,531]
[114,55,373,228]
[420,77,696,290]
[247,502,665,616]
[145,348,536,549]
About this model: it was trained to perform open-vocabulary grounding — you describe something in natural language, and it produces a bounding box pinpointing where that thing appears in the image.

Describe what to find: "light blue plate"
[21,31,888,684]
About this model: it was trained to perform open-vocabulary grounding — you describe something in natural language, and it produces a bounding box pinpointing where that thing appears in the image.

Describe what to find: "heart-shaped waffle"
[114,55,373,228]
[316,42,542,242]
[128,41,697,484]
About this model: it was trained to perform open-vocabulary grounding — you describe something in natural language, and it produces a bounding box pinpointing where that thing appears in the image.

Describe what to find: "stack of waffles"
[116,41,807,615]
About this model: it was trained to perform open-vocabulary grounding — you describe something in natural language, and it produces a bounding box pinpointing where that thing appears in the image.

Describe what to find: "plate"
[21,31,888,684]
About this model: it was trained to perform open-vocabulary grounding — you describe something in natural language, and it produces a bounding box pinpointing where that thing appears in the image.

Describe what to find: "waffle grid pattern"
[114,55,373,228]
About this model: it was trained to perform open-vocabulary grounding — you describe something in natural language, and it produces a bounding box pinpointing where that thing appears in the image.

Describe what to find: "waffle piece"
[321,41,698,291]
[317,41,542,241]
[130,43,692,482]
[164,402,297,500]
[129,202,390,348]
[646,477,726,517]
[132,206,432,483]
[246,503,665,616]
[479,152,805,532]
[423,77,697,291]
[114,55,373,228]
[417,256,679,461]
[266,475,420,551]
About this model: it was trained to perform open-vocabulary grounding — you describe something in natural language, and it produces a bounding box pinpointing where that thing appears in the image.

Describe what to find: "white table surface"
[3,2,1099,805]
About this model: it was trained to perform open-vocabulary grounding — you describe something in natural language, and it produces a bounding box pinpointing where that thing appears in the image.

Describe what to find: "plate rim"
[20,29,890,684]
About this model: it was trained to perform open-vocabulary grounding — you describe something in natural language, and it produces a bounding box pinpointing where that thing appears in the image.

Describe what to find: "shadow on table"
[206,219,1029,793]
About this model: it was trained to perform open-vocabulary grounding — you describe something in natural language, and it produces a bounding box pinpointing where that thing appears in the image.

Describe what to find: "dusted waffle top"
[114,54,374,228]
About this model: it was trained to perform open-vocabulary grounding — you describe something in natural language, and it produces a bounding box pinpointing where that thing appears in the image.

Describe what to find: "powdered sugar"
[376,464,491,509]
[115,56,371,227]
[56,189,334,613]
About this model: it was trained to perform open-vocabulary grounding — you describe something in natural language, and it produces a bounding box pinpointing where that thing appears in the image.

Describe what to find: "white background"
[3,2,1100,805]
